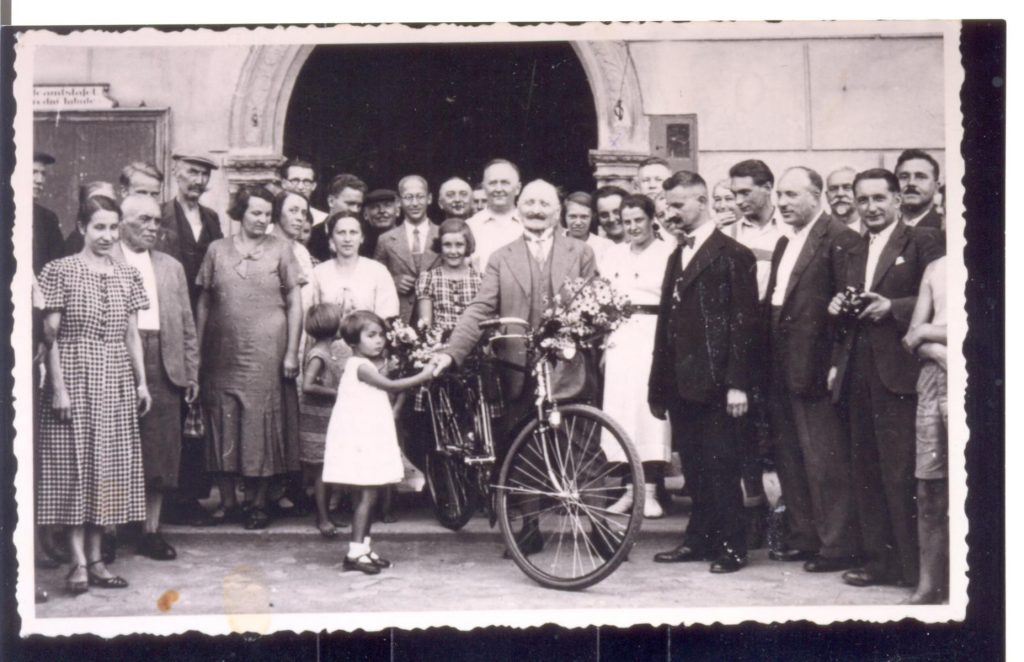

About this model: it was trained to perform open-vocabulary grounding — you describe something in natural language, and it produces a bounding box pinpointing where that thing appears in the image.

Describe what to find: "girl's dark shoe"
[243,507,270,530]
[65,564,88,595]
[343,554,381,575]
[367,550,391,568]
[85,561,128,589]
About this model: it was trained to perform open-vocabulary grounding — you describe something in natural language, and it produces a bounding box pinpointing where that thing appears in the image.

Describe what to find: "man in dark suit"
[156,153,224,308]
[155,152,223,527]
[894,149,943,230]
[828,168,945,587]
[374,175,441,323]
[32,151,64,274]
[764,167,862,572]
[648,171,760,573]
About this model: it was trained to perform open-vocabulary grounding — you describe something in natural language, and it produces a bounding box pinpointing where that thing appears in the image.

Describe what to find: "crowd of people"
[29,146,948,604]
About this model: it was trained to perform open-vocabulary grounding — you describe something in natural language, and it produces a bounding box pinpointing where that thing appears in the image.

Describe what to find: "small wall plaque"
[33,84,117,110]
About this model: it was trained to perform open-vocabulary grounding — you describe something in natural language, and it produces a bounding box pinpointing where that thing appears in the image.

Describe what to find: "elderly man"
[594,185,629,244]
[374,175,440,323]
[649,171,759,574]
[828,168,944,589]
[467,159,523,270]
[361,188,400,258]
[635,156,672,197]
[118,161,163,201]
[114,194,200,559]
[155,153,222,527]
[308,173,367,262]
[438,176,474,221]
[894,149,943,229]
[764,167,861,572]
[280,157,327,224]
[32,151,64,274]
[826,167,863,234]
[435,179,597,554]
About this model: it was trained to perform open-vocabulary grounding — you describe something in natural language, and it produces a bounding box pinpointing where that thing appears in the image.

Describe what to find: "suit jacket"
[32,202,64,274]
[911,206,943,230]
[648,228,760,408]
[764,214,860,397]
[445,231,597,401]
[156,199,223,306]
[830,221,945,402]
[111,244,200,387]
[373,222,441,322]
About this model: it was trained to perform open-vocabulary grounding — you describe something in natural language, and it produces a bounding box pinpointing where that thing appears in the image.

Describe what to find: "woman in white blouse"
[311,214,400,320]
[598,194,675,518]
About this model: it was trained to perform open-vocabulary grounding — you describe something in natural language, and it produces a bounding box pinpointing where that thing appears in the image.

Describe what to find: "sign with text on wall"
[33,84,117,110]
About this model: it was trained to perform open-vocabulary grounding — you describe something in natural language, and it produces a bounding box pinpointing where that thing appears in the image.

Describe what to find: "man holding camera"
[827,168,944,589]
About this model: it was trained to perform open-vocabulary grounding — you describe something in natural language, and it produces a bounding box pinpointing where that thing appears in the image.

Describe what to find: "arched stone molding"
[225,41,647,188]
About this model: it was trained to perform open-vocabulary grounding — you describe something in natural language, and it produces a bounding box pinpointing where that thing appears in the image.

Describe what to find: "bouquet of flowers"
[384,317,446,377]
[533,276,633,362]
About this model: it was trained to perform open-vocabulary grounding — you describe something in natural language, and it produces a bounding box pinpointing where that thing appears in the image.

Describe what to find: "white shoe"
[608,485,634,514]
[643,484,664,519]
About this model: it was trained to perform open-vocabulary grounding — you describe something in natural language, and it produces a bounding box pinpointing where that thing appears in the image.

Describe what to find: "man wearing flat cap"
[156,152,223,528]
[360,188,400,258]
[32,151,64,275]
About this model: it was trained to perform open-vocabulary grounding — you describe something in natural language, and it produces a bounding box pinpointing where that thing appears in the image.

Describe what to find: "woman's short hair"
[430,218,476,256]
[228,186,276,222]
[78,180,117,205]
[340,310,387,346]
[77,194,121,226]
[620,193,656,219]
[273,189,310,226]
[562,191,597,234]
[326,211,362,236]
[305,303,344,340]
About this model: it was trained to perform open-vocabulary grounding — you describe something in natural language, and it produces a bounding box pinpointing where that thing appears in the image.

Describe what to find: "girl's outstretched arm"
[357,362,433,394]
[302,356,337,397]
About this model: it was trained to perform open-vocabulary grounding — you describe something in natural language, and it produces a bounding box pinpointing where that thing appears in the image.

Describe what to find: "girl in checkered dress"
[37,196,152,594]
[415,219,481,333]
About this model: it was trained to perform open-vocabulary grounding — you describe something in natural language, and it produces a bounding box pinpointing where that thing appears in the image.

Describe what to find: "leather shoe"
[503,526,543,559]
[803,555,858,573]
[137,533,177,561]
[709,553,748,573]
[842,567,896,587]
[768,548,816,562]
[342,554,380,575]
[653,544,708,564]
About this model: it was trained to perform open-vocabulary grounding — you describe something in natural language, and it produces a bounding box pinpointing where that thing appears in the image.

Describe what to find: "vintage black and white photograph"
[9,20,968,636]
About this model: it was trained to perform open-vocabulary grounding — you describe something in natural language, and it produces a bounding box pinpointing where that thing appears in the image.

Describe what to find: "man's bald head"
[517,179,562,234]
[120,194,162,252]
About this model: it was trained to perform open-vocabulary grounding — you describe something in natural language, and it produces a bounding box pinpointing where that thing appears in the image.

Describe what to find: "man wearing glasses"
[279,158,327,225]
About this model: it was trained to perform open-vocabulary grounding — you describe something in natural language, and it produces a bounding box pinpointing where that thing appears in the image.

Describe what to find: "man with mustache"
[361,188,400,258]
[894,149,943,230]
[434,179,597,555]
[826,167,864,235]
[156,153,223,528]
[467,159,523,271]
[32,151,64,274]
[438,176,474,221]
[374,175,440,323]
[827,168,944,589]
[113,194,200,559]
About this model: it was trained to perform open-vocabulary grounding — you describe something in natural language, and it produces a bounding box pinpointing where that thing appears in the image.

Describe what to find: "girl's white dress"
[321,356,404,485]
[598,238,675,464]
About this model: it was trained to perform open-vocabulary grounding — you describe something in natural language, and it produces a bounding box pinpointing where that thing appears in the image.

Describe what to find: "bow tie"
[680,234,696,249]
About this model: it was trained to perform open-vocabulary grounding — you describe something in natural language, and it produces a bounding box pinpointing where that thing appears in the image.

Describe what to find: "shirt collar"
[523,227,554,243]
[791,209,825,237]
[903,206,934,227]
[683,219,716,249]
[868,219,898,246]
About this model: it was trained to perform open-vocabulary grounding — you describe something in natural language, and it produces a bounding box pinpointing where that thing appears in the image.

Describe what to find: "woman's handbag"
[183,401,205,439]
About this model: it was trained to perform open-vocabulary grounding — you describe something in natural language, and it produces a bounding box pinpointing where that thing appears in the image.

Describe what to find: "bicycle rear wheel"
[425,450,480,531]
[495,404,644,590]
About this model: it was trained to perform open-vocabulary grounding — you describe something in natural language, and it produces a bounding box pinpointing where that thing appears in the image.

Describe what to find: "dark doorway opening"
[283,42,598,214]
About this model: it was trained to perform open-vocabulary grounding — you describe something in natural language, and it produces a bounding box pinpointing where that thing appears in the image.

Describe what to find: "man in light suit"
[374,175,441,323]
[116,195,200,559]
[828,168,945,588]
[434,179,597,553]
[764,167,862,572]
[648,170,760,574]
[155,153,222,527]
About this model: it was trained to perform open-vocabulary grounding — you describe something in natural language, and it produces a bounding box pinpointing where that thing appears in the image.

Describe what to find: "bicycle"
[424,317,644,590]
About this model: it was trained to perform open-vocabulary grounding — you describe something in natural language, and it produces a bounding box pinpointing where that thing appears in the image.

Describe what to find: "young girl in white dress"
[322,310,434,575]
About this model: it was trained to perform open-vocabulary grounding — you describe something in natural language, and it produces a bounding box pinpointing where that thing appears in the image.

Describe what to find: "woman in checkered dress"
[37,195,152,593]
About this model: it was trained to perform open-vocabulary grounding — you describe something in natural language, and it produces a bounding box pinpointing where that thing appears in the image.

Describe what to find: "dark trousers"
[845,334,919,584]
[770,324,859,558]
[667,396,746,557]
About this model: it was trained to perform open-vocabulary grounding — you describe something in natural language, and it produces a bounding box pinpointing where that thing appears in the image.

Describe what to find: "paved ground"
[32,495,911,619]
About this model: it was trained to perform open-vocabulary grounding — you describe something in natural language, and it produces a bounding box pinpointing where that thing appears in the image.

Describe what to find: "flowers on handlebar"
[384,317,447,377]
[534,276,633,362]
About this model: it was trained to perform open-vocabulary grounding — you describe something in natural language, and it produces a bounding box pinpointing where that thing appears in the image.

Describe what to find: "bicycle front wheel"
[495,404,644,590]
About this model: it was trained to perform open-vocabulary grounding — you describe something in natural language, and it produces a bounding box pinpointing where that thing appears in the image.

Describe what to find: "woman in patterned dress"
[38,195,152,594]
[195,187,303,530]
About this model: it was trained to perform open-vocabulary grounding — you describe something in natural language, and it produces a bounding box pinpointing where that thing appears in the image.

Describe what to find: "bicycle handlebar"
[478,317,531,331]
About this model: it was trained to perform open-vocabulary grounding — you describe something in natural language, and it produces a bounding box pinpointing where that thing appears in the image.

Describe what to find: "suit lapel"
[676,228,722,294]
[783,215,828,305]
[423,224,442,270]
[506,238,532,296]
[174,201,199,249]
[549,232,575,293]
[870,222,909,290]
[389,227,416,272]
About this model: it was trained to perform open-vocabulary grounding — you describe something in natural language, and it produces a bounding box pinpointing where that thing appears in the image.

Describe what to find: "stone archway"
[224,41,648,191]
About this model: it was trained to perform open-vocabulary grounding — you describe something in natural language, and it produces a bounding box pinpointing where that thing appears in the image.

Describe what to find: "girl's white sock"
[347,541,368,559]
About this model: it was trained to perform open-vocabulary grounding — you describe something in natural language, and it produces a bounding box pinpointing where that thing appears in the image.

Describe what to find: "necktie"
[680,234,696,249]
[526,234,546,262]
[412,227,423,271]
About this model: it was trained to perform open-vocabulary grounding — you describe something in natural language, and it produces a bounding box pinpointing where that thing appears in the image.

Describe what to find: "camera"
[837,285,869,321]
